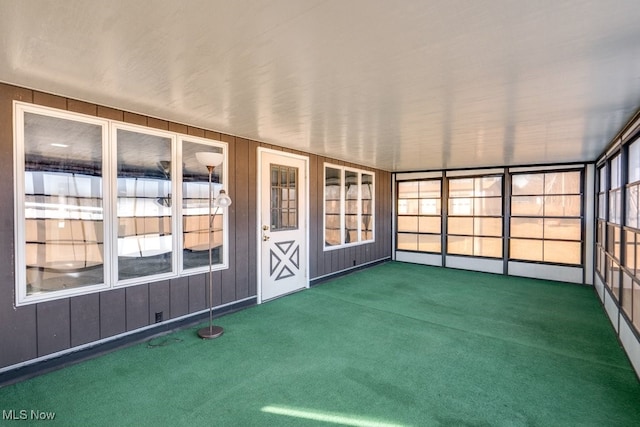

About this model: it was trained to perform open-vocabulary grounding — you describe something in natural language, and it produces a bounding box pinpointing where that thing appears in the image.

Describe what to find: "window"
[396,179,441,252]
[624,140,640,324]
[607,153,623,301]
[509,170,582,265]
[14,102,229,305]
[182,141,226,270]
[20,110,107,297]
[116,126,175,282]
[596,165,607,278]
[447,175,502,258]
[324,164,374,249]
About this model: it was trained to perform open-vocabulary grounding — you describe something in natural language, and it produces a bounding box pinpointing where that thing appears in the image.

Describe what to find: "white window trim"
[323,163,375,251]
[13,101,229,306]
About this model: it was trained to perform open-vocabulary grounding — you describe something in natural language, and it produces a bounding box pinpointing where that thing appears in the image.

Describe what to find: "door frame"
[256,147,310,304]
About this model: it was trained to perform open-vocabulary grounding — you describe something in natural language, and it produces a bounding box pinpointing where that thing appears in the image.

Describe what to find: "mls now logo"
[2,409,56,420]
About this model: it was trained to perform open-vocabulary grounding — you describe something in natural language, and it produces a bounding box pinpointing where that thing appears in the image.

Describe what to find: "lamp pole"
[195,152,231,339]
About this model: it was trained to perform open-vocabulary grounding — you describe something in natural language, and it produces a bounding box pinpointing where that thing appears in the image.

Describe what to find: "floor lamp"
[195,151,232,339]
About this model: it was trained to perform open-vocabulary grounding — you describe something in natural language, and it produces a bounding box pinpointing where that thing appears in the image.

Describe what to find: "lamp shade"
[195,151,224,167]
[215,189,233,207]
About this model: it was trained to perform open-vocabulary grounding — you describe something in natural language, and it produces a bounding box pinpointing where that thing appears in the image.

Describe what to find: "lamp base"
[197,325,224,339]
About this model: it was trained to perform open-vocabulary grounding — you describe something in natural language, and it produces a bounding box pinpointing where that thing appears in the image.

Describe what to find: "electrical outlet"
[155,312,163,323]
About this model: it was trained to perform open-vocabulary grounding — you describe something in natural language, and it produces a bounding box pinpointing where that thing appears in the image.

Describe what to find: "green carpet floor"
[1,262,640,426]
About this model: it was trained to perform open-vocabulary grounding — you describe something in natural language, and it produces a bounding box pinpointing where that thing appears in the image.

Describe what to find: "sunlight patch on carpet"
[261,405,410,427]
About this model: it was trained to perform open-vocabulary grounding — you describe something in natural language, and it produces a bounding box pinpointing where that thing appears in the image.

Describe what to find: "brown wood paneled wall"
[0,83,391,371]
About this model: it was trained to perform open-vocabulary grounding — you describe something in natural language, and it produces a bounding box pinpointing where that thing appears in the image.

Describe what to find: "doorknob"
[263,234,270,241]
[262,225,269,231]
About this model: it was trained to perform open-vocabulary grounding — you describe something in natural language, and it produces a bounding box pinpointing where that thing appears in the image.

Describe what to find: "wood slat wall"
[0,83,392,370]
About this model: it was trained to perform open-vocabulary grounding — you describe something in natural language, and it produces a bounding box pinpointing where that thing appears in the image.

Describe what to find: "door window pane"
[270,164,298,231]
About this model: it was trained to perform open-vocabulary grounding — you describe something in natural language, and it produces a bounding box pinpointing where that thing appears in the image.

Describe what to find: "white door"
[258,149,308,302]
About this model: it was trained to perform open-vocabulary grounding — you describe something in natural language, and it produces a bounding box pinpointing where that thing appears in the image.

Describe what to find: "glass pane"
[609,259,621,301]
[510,239,543,261]
[544,241,581,264]
[622,273,633,317]
[418,234,441,253]
[475,176,502,197]
[117,129,173,280]
[23,112,106,294]
[627,185,639,229]
[345,170,358,201]
[474,197,502,216]
[398,181,419,198]
[448,217,473,235]
[634,282,640,331]
[597,220,605,245]
[599,167,606,192]
[611,154,621,189]
[511,196,543,216]
[419,199,440,215]
[543,218,581,241]
[544,195,581,217]
[636,236,640,280]
[270,165,298,231]
[545,171,580,194]
[325,214,341,246]
[420,180,441,198]
[449,198,473,215]
[474,217,502,237]
[398,216,419,233]
[447,235,473,255]
[344,170,357,241]
[614,226,622,260]
[511,218,543,239]
[475,237,502,258]
[630,140,640,183]
[182,142,225,270]
[449,178,474,197]
[598,193,606,220]
[325,167,342,246]
[512,174,544,195]
[406,199,419,214]
[361,174,373,242]
[397,233,418,251]
[419,216,441,234]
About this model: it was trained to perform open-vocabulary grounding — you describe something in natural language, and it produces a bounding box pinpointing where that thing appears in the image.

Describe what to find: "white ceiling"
[2,0,640,172]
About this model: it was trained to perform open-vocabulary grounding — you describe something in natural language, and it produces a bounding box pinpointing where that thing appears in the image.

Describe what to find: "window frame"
[323,163,375,250]
[508,168,584,266]
[446,173,504,259]
[14,101,229,306]
[395,178,442,253]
